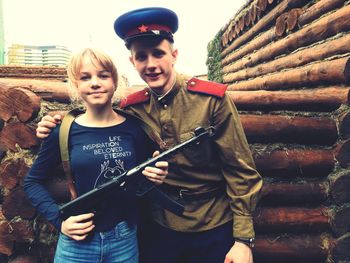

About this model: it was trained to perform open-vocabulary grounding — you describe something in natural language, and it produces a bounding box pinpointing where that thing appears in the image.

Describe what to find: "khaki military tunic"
[120,73,262,238]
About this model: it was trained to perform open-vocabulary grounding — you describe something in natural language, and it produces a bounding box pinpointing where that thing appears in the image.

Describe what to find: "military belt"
[160,184,225,201]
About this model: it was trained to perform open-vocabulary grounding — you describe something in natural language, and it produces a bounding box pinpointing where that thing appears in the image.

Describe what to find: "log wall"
[1,0,350,261]
[216,0,350,261]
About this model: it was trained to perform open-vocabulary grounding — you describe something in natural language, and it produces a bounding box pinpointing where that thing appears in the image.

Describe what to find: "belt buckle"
[179,189,189,199]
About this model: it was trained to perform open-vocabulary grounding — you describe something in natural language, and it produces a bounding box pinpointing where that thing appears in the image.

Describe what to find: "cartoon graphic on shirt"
[94,159,126,187]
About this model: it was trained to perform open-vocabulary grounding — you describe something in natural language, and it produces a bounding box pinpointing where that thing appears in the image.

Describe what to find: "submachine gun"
[59,126,214,220]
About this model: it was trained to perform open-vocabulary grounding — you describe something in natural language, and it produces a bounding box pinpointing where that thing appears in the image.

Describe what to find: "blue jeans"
[54,221,138,263]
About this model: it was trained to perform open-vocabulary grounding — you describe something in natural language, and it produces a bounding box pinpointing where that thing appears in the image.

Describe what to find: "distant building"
[7,44,72,66]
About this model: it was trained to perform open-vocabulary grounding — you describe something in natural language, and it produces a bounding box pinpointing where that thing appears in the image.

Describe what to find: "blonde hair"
[66,48,118,101]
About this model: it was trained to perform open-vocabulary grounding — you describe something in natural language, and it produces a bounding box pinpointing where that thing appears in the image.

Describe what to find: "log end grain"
[333,233,350,262]
[331,172,350,204]
[331,206,350,237]
[335,140,350,168]
[2,188,36,220]
[0,123,39,152]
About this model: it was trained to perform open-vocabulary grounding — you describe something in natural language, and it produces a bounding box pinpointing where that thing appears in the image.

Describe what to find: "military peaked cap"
[114,7,178,45]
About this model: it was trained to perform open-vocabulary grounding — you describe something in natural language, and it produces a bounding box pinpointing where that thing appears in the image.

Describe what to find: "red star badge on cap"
[138,25,148,33]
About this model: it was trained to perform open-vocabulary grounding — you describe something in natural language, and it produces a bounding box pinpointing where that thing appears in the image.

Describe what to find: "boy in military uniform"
[37,7,262,263]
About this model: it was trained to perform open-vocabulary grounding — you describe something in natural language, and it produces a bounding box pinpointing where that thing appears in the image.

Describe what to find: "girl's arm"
[24,127,63,229]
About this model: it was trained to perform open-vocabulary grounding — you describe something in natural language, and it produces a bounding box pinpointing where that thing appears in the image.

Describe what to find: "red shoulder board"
[186,78,227,98]
[119,88,150,108]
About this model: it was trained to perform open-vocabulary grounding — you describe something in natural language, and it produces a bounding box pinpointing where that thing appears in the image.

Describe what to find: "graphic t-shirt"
[24,117,150,232]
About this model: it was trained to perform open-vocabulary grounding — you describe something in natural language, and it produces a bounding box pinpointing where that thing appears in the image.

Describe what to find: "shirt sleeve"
[212,94,263,238]
[23,126,63,230]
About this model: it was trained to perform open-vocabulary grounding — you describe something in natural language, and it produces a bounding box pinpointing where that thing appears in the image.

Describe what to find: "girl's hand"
[142,151,168,185]
[61,213,95,241]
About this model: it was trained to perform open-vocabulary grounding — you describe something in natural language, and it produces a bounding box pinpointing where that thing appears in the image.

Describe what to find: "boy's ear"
[172,49,178,65]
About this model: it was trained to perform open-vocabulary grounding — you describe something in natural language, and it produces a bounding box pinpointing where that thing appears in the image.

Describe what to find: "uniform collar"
[148,73,188,104]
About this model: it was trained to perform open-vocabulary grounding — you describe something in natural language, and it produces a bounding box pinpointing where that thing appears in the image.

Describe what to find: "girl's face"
[76,55,116,110]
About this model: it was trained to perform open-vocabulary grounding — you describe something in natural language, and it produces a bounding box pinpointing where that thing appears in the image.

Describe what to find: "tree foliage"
[206,32,223,83]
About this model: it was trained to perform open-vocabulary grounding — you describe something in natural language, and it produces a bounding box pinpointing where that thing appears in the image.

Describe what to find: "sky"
[2,0,246,85]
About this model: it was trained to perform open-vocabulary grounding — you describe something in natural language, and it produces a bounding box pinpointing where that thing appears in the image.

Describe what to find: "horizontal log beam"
[253,234,331,262]
[0,73,67,80]
[240,114,337,145]
[261,181,329,205]
[254,207,330,233]
[228,56,350,91]
[0,65,67,75]
[221,0,345,69]
[223,4,350,75]
[298,0,345,27]
[228,87,350,112]
[253,148,335,177]
[0,79,70,103]
[255,206,350,236]
[224,33,350,82]
[221,0,309,56]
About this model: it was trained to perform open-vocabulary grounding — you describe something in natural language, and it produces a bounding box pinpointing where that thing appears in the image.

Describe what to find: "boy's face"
[129,38,178,94]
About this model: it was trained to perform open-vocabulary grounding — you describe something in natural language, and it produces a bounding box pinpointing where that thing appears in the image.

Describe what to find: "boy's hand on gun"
[143,151,168,185]
[36,114,62,138]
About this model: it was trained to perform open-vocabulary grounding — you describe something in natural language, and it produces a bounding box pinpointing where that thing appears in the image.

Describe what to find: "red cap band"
[125,24,172,38]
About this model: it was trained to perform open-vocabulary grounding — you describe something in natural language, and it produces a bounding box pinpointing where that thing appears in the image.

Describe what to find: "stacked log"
[215,0,350,261]
[0,80,70,262]
[0,65,67,81]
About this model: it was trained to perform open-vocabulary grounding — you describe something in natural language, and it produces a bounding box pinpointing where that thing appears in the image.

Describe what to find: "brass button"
[164,126,168,131]
[163,104,168,109]
[190,81,196,86]
[144,91,149,96]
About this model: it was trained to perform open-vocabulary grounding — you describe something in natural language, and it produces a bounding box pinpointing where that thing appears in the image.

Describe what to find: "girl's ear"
[129,56,135,67]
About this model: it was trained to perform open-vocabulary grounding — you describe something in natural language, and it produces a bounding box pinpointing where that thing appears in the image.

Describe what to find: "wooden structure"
[0,0,349,261]
[211,0,350,262]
